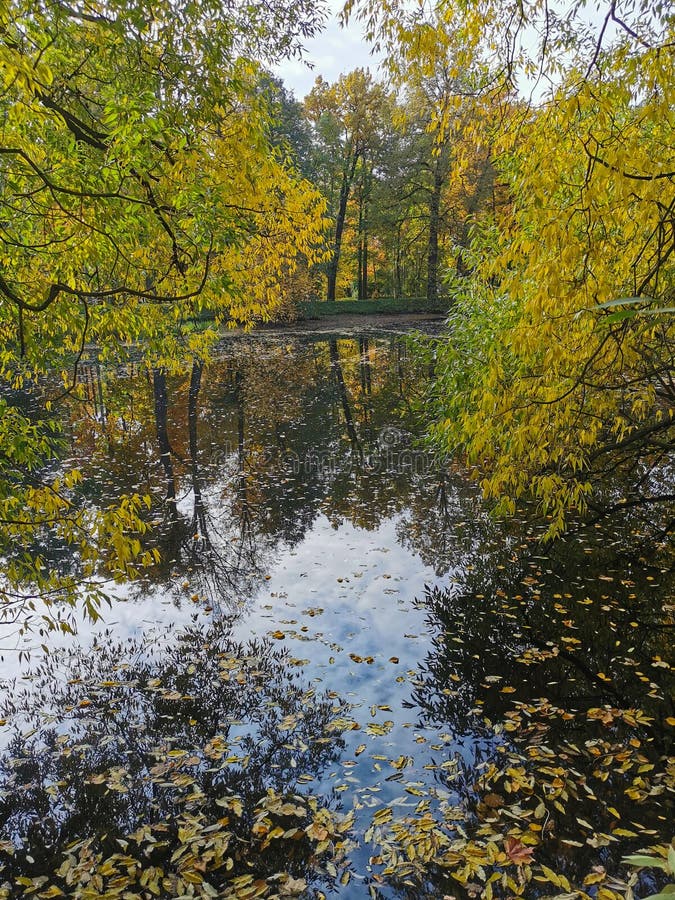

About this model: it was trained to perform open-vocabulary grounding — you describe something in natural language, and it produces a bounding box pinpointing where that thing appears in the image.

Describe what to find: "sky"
[274,0,627,104]
[275,1,383,101]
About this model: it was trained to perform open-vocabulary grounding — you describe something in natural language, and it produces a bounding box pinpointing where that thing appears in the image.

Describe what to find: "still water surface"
[0,328,672,898]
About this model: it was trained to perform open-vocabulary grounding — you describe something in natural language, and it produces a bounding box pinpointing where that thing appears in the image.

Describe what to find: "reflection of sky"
[0,580,208,687]
[0,332,497,891]
[229,511,490,867]
[236,514,449,670]
[0,505,482,814]
[1,334,672,898]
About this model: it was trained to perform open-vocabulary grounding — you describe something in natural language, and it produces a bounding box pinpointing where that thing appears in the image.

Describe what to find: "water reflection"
[0,331,672,899]
[398,530,673,897]
[0,622,348,894]
[61,335,460,609]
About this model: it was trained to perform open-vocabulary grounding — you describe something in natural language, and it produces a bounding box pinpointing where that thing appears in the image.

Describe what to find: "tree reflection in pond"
[59,336,438,611]
[0,622,351,897]
[2,332,672,899]
[379,530,674,899]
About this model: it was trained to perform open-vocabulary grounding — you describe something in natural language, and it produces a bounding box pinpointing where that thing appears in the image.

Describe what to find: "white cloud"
[274,3,383,100]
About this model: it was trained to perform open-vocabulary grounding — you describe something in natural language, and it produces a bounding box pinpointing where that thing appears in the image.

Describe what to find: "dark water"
[0,331,672,899]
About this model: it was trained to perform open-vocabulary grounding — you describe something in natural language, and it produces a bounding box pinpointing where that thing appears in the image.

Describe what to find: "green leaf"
[622,854,668,870]
[642,888,675,900]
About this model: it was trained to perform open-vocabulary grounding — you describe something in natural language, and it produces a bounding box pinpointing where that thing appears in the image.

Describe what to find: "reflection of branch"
[0,624,345,891]
[525,634,624,703]
[148,361,268,607]
[584,493,675,523]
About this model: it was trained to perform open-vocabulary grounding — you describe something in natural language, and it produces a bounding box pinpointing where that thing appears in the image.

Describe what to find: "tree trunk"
[361,228,368,300]
[359,168,369,300]
[327,151,359,301]
[188,358,204,512]
[394,221,403,299]
[357,191,363,300]
[329,338,360,453]
[426,157,443,304]
[359,337,372,396]
[153,368,176,502]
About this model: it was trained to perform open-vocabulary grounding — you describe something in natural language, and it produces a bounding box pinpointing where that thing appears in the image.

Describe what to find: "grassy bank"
[297,297,447,319]
[185,297,448,330]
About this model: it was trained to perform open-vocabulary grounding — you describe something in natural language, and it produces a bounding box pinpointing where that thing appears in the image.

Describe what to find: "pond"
[0,326,672,900]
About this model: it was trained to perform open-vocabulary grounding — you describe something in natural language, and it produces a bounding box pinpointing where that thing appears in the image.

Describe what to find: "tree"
[0,0,327,347]
[364,118,431,298]
[0,0,328,626]
[402,68,456,305]
[346,0,675,535]
[259,72,316,179]
[305,69,388,300]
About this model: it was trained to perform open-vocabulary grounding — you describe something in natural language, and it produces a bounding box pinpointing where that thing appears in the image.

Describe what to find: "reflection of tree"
[396,467,501,576]
[0,621,347,892]
[211,337,425,536]
[359,337,372,399]
[152,367,177,503]
[55,334,462,596]
[398,532,674,894]
[147,359,271,608]
[329,337,361,455]
[411,532,674,737]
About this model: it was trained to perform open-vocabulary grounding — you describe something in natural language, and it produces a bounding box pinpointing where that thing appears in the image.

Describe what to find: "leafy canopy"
[346,0,674,535]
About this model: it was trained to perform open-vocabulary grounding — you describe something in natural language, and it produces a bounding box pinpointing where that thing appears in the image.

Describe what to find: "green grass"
[186,296,447,327]
[297,296,447,319]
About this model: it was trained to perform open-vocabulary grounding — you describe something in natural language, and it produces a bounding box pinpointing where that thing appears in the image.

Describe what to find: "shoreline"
[218,311,447,339]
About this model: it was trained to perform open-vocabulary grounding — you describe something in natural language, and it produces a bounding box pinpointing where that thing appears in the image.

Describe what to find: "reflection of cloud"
[234,513,454,671]
[274,6,383,99]
[0,578,212,690]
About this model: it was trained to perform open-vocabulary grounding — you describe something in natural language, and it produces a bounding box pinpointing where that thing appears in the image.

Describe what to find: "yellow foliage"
[349,0,674,533]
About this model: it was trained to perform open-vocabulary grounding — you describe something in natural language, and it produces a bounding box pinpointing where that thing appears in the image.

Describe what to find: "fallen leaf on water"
[504,836,535,865]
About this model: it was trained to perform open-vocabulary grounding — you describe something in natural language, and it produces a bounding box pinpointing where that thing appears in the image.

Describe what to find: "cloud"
[274,5,383,100]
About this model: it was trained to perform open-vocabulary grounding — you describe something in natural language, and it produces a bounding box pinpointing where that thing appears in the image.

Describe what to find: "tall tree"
[347,0,675,534]
[366,118,431,298]
[258,72,316,179]
[305,69,388,300]
[398,51,496,303]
